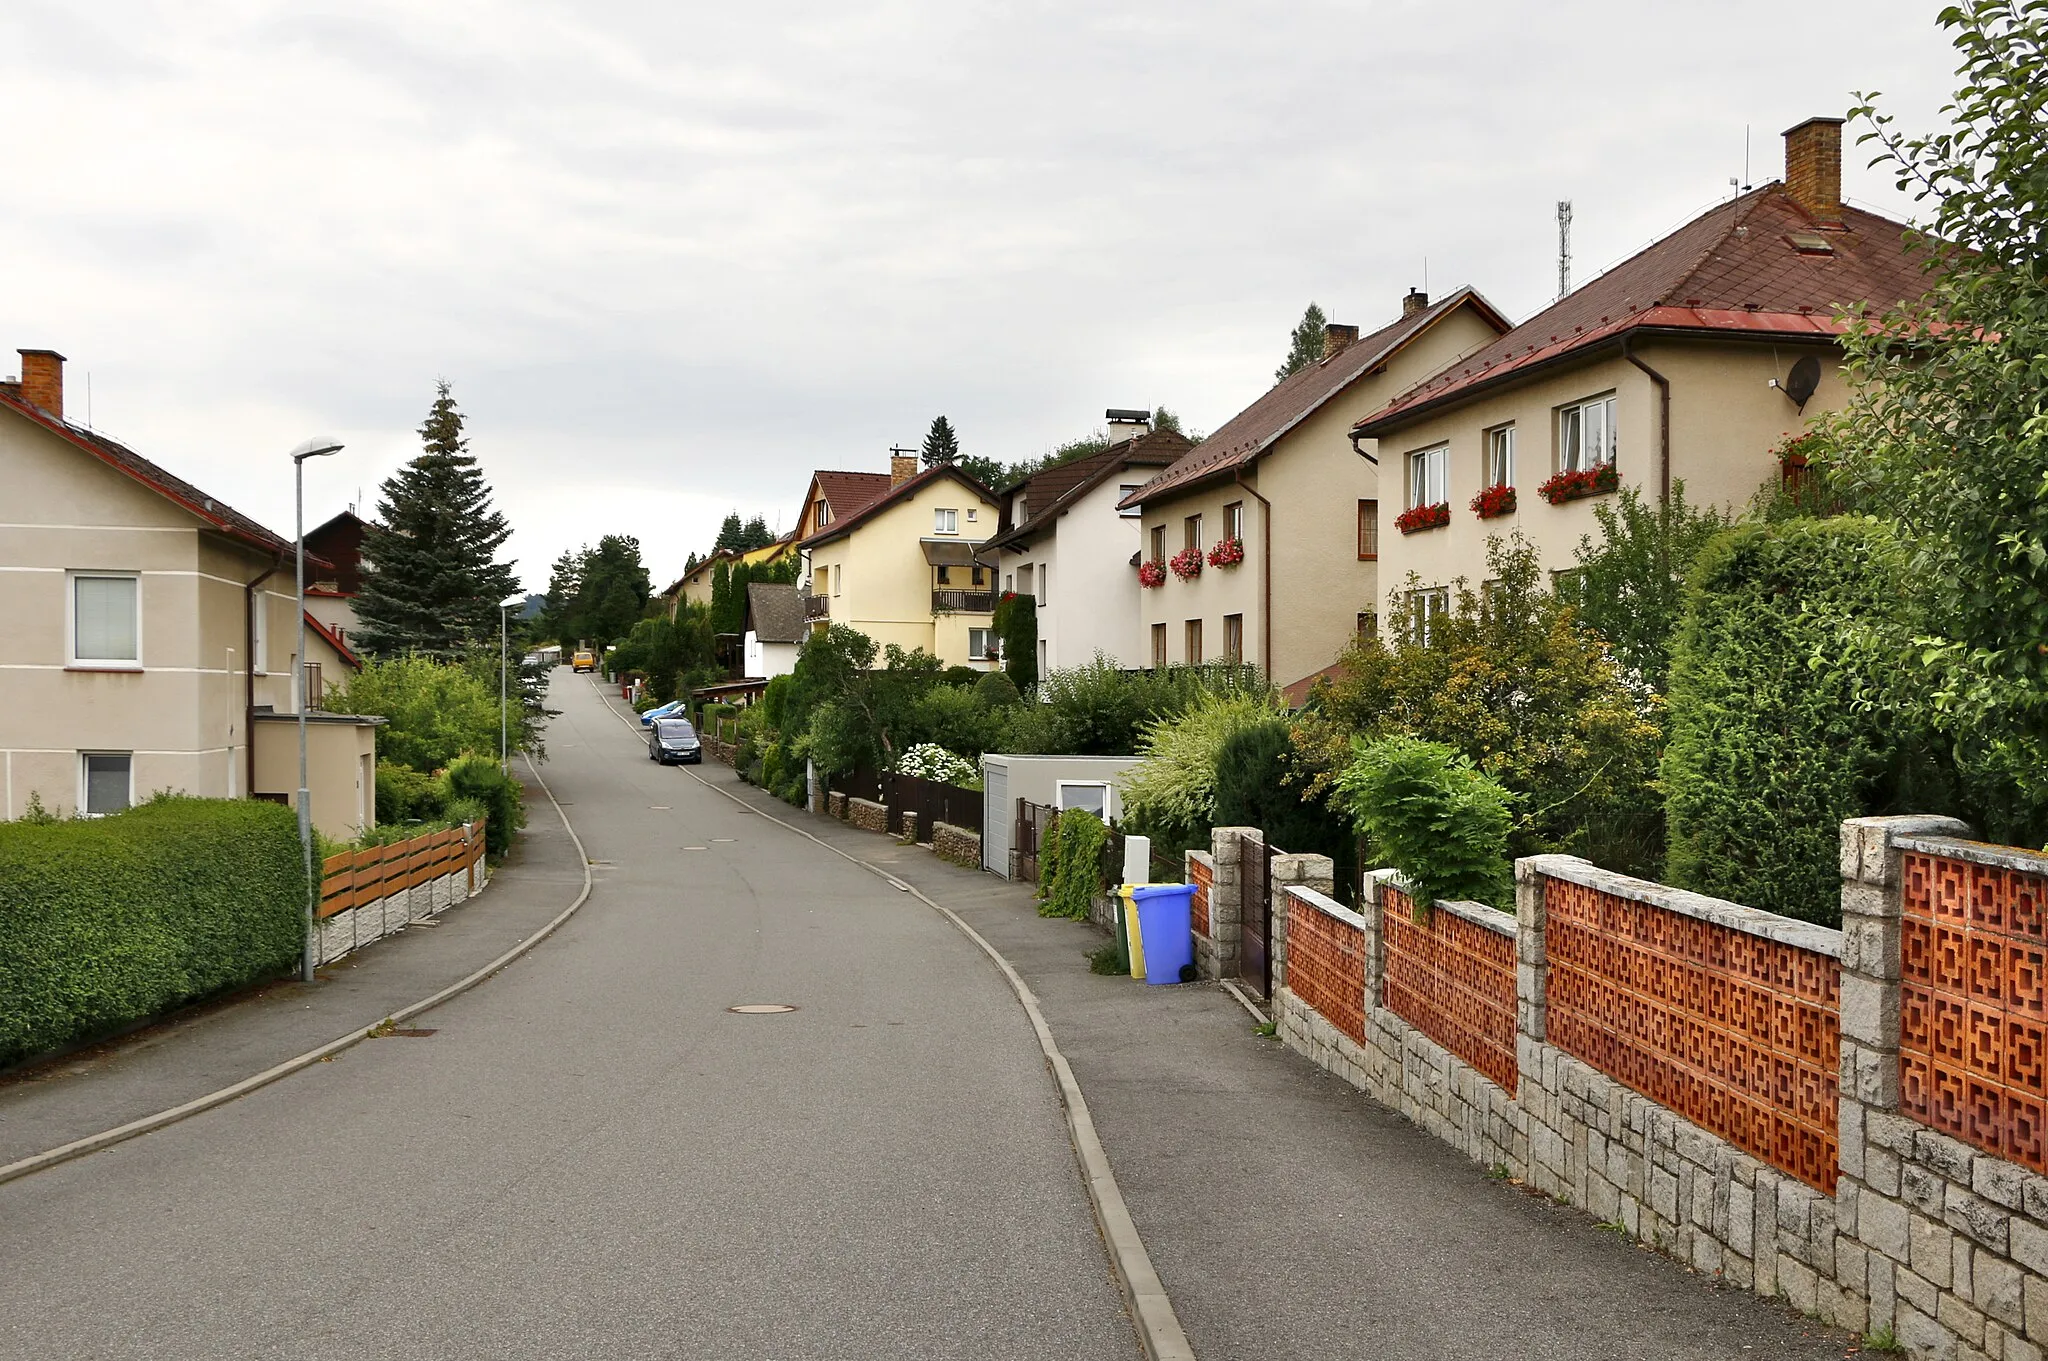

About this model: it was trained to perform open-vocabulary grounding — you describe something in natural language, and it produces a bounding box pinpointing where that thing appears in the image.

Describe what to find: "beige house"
[798,453,1003,667]
[1355,119,1928,620]
[0,349,375,839]
[663,535,798,617]
[982,413,1190,673]
[1120,289,1510,691]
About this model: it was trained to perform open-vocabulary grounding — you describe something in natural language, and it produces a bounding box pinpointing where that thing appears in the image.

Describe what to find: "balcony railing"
[932,589,995,614]
[803,593,830,620]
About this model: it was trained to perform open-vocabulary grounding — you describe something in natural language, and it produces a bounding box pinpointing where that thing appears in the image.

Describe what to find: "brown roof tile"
[1121,288,1511,509]
[813,470,893,521]
[798,463,996,550]
[989,430,1190,550]
[1356,186,1931,433]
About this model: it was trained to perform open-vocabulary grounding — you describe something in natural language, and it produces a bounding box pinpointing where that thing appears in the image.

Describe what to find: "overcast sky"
[2,2,1965,592]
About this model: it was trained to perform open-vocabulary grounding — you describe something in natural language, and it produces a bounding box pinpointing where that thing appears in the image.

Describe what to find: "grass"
[1253,1020,1278,1038]
[1858,1328,1902,1355]
[1595,1218,1629,1237]
[1086,943,1124,975]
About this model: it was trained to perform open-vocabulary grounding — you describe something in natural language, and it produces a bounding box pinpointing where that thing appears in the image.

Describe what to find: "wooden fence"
[319,822,486,919]
[832,766,984,837]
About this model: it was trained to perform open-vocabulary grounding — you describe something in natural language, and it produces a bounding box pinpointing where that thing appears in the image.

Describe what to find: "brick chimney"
[1402,289,1430,318]
[18,349,64,420]
[1783,117,1845,224]
[891,450,919,486]
[1322,323,1360,360]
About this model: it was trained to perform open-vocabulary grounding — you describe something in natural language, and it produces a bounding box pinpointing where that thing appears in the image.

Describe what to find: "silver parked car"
[648,718,702,766]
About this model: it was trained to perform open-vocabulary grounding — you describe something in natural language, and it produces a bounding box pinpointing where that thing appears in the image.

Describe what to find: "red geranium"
[1469,484,1517,519]
[1394,502,1450,534]
[1169,546,1204,581]
[1206,536,1245,568]
[1136,559,1167,588]
[1536,463,1620,505]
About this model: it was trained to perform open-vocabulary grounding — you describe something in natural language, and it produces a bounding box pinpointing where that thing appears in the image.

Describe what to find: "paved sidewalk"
[700,764,1864,1361]
[0,768,587,1165]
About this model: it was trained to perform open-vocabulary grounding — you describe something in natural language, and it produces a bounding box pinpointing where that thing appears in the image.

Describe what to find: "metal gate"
[1241,838,1280,997]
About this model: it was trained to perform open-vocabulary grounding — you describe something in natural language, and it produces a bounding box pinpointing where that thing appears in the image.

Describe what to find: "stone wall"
[828,791,848,820]
[932,822,980,868]
[898,810,921,844]
[702,735,738,766]
[315,865,485,967]
[847,798,888,834]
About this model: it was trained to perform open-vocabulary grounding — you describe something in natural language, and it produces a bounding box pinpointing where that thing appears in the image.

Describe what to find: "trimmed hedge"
[1662,517,1925,926]
[0,797,306,1068]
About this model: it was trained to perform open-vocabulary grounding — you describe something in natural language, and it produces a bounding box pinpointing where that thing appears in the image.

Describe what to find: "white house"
[742,581,804,679]
[982,414,1190,674]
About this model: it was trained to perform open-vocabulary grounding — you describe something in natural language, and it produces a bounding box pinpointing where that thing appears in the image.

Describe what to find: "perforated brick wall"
[1288,891,1365,1044]
[1382,886,1518,1095]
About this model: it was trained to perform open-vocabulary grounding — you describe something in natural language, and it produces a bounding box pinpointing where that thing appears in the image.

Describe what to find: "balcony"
[803,593,830,621]
[932,589,995,614]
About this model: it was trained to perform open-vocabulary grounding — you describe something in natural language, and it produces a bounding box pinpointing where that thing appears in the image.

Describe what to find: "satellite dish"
[1785,355,1822,410]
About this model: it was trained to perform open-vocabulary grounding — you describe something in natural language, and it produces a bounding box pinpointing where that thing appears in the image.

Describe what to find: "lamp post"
[500,598,510,775]
[293,437,344,985]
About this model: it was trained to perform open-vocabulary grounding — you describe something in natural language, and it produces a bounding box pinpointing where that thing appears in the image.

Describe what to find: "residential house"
[0,348,376,838]
[1354,118,1928,621]
[742,581,805,679]
[303,507,366,650]
[665,534,798,618]
[1120,289,1510,690]
[798,453,1003,668]
[981,412,1190,673]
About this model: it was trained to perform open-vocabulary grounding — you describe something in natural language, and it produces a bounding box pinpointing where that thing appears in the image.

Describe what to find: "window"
[812,567,829,598]
[303,662,323,711]
[1057,781,1110,817]
[1149,525,1166,561]
[1407,587,1451,643]
[1018,564,1034,598]
[1224,501,1244,543]
[934,508,959,535]
[251,591,268,673]
[814,498,831,528]
[1037,566,1049,606]
[1486,424,1516,486]
[969,627,996,660]
[1183,515,1203,554]
[1151,623,1167,669]
[1014,494,1029,522]
[832,565,843,597]
[1357,500,1379,560]
[1559,394,1617,472]
[936,564,951,585]
[71,573,139,667]
[1119,486,1142,518]
[1223,613,1243,662]
[81,752,131,816]
[1406,446,1447,510]
[1356,611,1379,643]
[1551,567,1587,606]
[1185,618,1203,664]
[965,509,977,522]
[1004,572,1014,594]
[971,566,985,586]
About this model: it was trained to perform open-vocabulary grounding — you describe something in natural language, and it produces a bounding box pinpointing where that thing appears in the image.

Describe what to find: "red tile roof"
[987,430,1190,551]
[0,388,301,559]
[304,612,361,670]
[1355,185,1931,435]
[813,470,894,521]
[798,464,997,550]
[1121,287,1511,509]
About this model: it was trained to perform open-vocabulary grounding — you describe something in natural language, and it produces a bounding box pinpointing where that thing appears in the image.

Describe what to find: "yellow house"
[664,535,798,618]
[1120,288,1510,692]
[0,348,376,839]
[1354,119,1931,621]
[798,454,1002,667]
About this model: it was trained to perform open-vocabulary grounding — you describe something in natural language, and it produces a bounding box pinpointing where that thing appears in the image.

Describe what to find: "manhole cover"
[727,1004,798,1015]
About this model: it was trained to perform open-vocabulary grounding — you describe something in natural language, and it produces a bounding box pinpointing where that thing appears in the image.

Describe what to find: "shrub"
[1040,807,1108,920]
[1567,481,1731,695]
[1121,689,1283,847]
[0,798,306,1067]
[1663,517,1937,926]
[894,743,978,786]
[992,593,1038,691]
[1214,720,1358,895]
[1333,736,1512,911]
[375,759,446,824]
[973,671,1022,709]
[442,754,525,857]
[326,654,500,773]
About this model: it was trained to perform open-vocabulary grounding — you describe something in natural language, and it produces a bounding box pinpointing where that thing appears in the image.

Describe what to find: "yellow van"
[572,649,596,673]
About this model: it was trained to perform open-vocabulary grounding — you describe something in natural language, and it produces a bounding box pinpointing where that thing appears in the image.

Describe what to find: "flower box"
[1469,484,1517,519]
[1537,464,1619,505]
[1169,546,1204,581]
[1394,502,1450,534]
[1206,536,1245,569]
[1136,559,1167,589]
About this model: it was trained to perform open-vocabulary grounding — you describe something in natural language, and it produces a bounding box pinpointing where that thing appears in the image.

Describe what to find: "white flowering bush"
[894,743,977,786]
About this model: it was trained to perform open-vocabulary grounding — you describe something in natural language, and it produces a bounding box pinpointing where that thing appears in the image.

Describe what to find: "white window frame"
[1406,446,1448,510]
[68,571,142,669]
[1486,425,1516,487]
[80,751,133,817]
[1118,486,1142,518]
[968,627,996,660]
[1411,586,1451,644]
[832,564,843,597]
[1037,565,1049,607]
[1224,501,1245,543]
[1056,780,1111,819]
[251,590,269,674]
[1559,394,1617,472]
[934,507,959,535]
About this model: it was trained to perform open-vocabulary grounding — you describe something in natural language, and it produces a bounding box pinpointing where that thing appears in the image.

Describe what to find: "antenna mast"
[1556,200,1573,300]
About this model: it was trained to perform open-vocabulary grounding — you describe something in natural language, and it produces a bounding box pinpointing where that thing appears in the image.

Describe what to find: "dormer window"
[815,498,831,528]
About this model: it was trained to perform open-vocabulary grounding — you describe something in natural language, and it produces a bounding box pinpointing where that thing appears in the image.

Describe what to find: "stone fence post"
[1268,852,1334,994]
[1207,826,1257,981]
[1359,868,1398,1012]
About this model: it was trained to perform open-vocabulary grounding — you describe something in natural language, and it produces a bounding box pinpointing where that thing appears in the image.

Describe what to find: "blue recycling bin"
[1129,883,1197,986]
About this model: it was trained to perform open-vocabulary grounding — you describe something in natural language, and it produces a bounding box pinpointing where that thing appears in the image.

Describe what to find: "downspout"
[1233,468,1273,681]
[1621,335,1672,507]
[244,551,288,798]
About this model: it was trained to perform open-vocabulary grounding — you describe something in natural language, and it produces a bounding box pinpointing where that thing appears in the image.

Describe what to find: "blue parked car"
[639,700,687,727]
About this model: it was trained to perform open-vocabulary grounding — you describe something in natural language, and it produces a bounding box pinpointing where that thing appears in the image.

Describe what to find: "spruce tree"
[1275,302,1328,382]
[740,515,776,550]
[921,415,961,467]
[714,512,746,553]
[355,381,519,659]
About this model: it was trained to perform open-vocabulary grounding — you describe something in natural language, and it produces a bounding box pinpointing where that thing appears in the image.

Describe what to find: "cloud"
[0,0,1962,588]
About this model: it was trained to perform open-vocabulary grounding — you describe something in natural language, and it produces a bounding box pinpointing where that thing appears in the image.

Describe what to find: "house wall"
[801,477,1001,668]
[304,592,360,651]
[999,475,1151,672]
[742,633,798,679]
[252,714,377,840]
[1374,335,1850,600]
[1136,481,1264,669]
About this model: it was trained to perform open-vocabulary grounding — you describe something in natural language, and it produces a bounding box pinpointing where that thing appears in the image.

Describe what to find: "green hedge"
[1663,517,1927,926]
[0,797,306,1068]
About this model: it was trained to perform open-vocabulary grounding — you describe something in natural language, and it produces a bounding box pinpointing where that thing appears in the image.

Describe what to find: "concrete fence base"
[315,866,487,967]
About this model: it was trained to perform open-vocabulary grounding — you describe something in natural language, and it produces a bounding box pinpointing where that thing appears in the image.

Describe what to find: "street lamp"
[293,436,344,985]
[499,595,522,775]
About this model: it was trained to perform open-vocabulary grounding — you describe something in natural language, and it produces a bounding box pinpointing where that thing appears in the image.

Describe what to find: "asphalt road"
[0,670,1134,1360]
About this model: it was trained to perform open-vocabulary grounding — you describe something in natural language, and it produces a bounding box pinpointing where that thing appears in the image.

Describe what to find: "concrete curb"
[590,682,1195,1361]
[0,752,595,1188]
